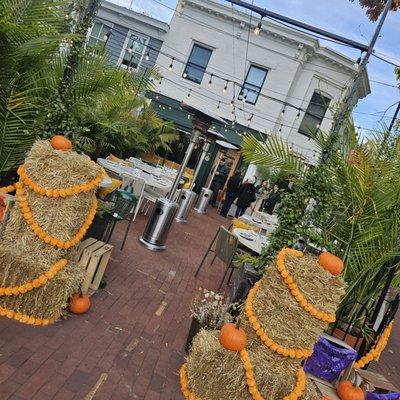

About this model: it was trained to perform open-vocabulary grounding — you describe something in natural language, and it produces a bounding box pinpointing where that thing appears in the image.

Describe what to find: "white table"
[239,214,277,234]
[97,158,172,191]
[233,228,269,255]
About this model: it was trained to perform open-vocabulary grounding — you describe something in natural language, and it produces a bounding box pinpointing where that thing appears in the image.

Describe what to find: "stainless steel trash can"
[194,187,213,214]
[139,197,179,251]
[175,189,196,223]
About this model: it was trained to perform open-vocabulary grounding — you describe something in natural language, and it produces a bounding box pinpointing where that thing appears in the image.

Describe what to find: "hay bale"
[0,140,101,322]
[185,252,346,399]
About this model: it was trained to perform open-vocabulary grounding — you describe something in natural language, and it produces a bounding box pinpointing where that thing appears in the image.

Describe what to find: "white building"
[154,0,370,162]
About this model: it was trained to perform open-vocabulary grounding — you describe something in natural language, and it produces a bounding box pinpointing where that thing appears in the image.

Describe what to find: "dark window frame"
[298,91,332,137]
[240,64,269,105]
[183,43,213,84]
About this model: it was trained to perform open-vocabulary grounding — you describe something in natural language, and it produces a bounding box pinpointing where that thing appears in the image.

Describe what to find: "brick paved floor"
[0,208,399,399]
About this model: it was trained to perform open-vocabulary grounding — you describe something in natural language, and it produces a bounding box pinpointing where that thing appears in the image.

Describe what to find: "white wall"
[155,0,367,163]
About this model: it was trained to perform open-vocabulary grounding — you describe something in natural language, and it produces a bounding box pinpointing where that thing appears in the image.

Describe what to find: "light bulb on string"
[183,71,187,78]
[127,46,133,54]
[168,57,174,71]
[145,51,150,61]
[223,81,228,93]
[278,126,282,133]
[316,123,320,129]
[186,89,192,99]
[217,101,220,111]
[230,99,235,108]
[296,110,301,119]
[281,107,286,117]
[254,21,262,36]
[158,79,162,86]
[208,74,213,87]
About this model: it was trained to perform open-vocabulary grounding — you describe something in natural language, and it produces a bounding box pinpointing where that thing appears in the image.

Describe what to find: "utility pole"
[325,0,394,159]
[388,101,400,132]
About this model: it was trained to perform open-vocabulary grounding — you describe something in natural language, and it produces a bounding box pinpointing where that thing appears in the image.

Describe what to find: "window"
[88,21,111,48]
[298,92,331,137]
[240,65,268,105]
[120,32,149,69]
[183,44,213,84]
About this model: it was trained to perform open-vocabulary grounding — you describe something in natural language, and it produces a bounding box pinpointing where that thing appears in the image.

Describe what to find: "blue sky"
[112,0,399,134]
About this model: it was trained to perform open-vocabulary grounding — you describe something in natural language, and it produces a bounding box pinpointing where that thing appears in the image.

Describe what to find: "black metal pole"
[223,0,368,51]
[388,101,400,132]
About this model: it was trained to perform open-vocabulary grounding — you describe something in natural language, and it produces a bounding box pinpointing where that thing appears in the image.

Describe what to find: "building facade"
[154,0,370,162]
[91,1,169,71]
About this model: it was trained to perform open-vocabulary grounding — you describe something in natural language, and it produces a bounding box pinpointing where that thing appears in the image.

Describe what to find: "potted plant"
[185,288,232,353]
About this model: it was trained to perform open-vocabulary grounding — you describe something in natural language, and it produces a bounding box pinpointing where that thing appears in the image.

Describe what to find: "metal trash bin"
[194,187,213,214]
[139,197,178,251]
[175,189,196,223]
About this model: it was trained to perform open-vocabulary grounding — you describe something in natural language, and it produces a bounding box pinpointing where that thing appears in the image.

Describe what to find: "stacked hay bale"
[182,249,346,400]
[0,139,103,324]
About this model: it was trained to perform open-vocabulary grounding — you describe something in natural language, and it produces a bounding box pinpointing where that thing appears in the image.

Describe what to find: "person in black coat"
[220,170,242,217]
[235,177,257,217]
[263,184,281,214]
[210,158,229,207]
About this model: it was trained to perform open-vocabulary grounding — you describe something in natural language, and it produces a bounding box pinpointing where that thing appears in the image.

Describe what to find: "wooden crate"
[77,238,113,295]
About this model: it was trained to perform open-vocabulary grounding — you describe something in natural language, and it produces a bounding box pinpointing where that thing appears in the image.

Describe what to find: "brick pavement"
[0,208,399,399]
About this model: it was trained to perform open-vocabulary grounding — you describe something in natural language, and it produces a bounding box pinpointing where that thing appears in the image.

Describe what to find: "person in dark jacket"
[235,177,257,217]
[210,158,229,207]
[263,184,281,214]
[220,170,242,217]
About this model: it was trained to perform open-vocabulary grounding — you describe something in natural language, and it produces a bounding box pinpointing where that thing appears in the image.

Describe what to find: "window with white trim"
[239,65,268,105]
[298,91,331,137]
[120,32,149,69]
[88,21,111,47]
[183,44,213,84]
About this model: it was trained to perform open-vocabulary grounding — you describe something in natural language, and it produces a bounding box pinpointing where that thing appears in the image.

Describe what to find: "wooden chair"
[195,226,245,291]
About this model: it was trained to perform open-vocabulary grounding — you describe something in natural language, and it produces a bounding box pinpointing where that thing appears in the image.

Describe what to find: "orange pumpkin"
[337,380,365,400]
[50,135,72,151]
[318,251,344,276]
[68,293,90,314]
[219,322,247,352]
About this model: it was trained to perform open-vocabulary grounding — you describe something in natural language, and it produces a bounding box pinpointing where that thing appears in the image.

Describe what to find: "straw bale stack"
[0,140,102,322]
[184,252,346,399]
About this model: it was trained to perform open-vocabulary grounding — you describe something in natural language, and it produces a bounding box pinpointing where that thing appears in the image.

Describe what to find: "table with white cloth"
[239,214,277,235]
[97,158,173,192]
[233,228,269,255]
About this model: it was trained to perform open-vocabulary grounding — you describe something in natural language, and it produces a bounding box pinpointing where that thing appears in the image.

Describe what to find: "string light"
[168,57,174,71]
[281,107,286,116]
[217,101,220,111]
[316,123,320,129]
[145,51,150,61]
[223,81,228,93]
[278,126,282,133]
[230,99,235,108]
[296,110,301,119]
[158,79,162,86]
[208,74,213,87]
[254,21,262,36]
[183,71,187,78]
[187,89,192,98]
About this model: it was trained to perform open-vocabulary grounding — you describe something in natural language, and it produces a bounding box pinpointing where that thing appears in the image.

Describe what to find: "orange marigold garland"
[17,165,105,198]
[0,259,68,296]
[180,364,201,400]
[0,305,55,326]
[245,281,313,359]
[0,184,16,194]
[354,322,393,368]
[15,181,97,249]
[276,248,336,323]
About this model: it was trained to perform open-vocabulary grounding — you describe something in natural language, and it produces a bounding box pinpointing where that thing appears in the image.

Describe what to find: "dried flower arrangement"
[190,288,233,330]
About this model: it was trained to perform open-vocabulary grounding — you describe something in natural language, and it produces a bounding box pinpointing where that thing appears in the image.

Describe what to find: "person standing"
[220,170,242,217]
[263,184,281,215]
[235,177,256,218]
[210,158,228,207]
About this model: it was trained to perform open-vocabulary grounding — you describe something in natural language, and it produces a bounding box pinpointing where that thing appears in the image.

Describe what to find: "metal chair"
[121,174,145,222]
[194,226,242,291]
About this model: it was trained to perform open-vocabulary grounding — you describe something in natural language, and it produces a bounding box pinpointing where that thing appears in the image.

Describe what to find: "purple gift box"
[304,336,358,381]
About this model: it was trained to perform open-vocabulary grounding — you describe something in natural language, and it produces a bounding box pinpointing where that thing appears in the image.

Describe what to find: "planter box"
[185,317,202,353]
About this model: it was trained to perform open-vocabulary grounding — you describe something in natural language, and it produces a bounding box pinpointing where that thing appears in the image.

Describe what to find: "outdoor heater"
[194,139,239,214]
[139,103,224,251]
[175,130,224,223]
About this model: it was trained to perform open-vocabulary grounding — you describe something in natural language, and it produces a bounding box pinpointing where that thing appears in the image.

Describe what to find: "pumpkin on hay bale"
[0,139,102,324]
[183,251,346,400]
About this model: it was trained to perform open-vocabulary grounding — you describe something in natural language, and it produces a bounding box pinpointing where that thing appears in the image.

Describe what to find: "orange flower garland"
[241,349,306,400]
[15,181,97,249]
[244,281,313,359]
[276,248,336,323]
[0,305,55,326]
[0,259,67,296]
[0,184,16,194]
[17,165,105,198]
[180,365,201,400]
[354,322,393,368]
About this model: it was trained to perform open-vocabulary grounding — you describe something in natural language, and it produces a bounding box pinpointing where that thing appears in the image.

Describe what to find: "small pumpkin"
[337,380,365,400]
[68,293,90,314]
[219,322,247,352]
[50,135,72,151]
[318,251,344,276]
